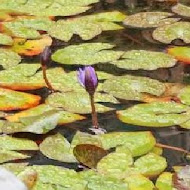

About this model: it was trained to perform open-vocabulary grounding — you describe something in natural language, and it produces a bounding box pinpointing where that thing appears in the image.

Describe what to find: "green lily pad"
[153,22,190,44]
[178,86,190,105]
[124,174,155,190]
[172,3,190,18]
[123,12,180,28]
[167,46,190,64]
[155,172,174,190]
[3,17,53,39]
[74,144,108,168]
[0,149,30,163]
[71,131,102,149]
[0,48,21,69]
[58,0,99,6]
[51,43,123,65]
[97,147,133,178]
[99,131,156,157]
[117,102,190,127]
[40,133,77,163]
[0,87,41,111]
[0,0,92,17]
[111,50,176,70]
[46,92,117,114]
[103,75,165,101]
[48,20,102,42]
[0,33,13,45]
[1,163,28,175]
[2,110,60,134]
[134,153,167,177]
[30,165,87,189]
[0,135,38,150]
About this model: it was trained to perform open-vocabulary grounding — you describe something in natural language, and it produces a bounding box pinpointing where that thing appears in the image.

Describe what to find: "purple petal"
[85,66,98,88]
[77,68,85,87]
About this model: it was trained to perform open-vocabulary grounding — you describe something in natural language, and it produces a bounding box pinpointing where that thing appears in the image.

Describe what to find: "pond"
[0,0,190,189]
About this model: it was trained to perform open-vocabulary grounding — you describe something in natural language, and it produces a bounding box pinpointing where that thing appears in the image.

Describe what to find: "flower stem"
[156,143,189,154]
[90,94,99,129]
[42,64,55,92]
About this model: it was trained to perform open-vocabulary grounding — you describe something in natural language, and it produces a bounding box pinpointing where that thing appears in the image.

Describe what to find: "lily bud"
[40,46,52,67]
[77,66,98,95]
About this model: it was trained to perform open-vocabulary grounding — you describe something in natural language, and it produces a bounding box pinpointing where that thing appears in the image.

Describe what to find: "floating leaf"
[40,133,77,163]
[71,131,102,148]
[100,131,156,157]
[1,163,28,175]
[0,63,43,90]
[46,92,117,114]
[153,22,190,44]
[73,144,108,168]
[117,102,190,127]
[0,1,92,17]
[3,17,53,39]
[97,147,133,178]
[6,104,85,124]
[123,12,179,28]
[10,35,52,56]
[3,110,60,134]
[0,33,13,45]
[30,165,87,189]
[0,135,38,150]
[52,43,123,65]
[103,75,165,101]
[111,50,176,70]
[0,48,21,69]
[0,88,41,111]
[48,20,102,42]
[124,174,155,190]
[178,86,190,105]
[0,149,30,163]
[167,46,190,64]
[172,3,190,18]
[134,153,167,177]
[155,172,174,190]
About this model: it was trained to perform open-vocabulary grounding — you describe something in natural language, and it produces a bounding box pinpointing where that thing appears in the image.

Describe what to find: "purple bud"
[77,66,98,95]
[40,46,52,66]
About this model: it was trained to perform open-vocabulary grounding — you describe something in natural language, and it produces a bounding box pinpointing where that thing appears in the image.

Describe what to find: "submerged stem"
[42,65,55,92]
[90,94,99,129]
[156,143,189,154]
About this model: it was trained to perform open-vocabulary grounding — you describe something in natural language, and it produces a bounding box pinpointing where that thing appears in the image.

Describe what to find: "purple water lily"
[78,66,98,95]
[41,46,52,66]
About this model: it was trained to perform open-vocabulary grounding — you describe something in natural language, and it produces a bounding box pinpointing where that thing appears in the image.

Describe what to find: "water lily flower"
[0,167,27,190]
[40,46,52,66]
[78,66,98,95]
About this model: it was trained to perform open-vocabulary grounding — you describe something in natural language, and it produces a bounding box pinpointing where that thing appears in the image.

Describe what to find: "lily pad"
[0,149,30,164]
[123,12,180,28]
[103,75,165,101]
[99,131,156,157]
[0,88,41,111]
[3,17,53,39]
[0,135,38,150]
[111,50,176,70]
[134,153,167,177]
[46,92,117,114]
[172,3,190,18]
[40,133,77,163]
[74,144,108,168]
[51,43,123,65]
[0,0,92,17]
[97,147,133,178]
[0,63,43,90]
[155,172,174,190]
[10,35,52,56]
[117,102,190,127]
[0,48,21,69]
[153,22,190,44]
[167,46,190,64]
[178,86,190,105]
[0,33,13,45]
[1,163,28,175]
[124,174,155,190]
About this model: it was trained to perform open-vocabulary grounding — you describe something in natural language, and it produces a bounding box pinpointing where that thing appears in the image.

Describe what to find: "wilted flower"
[40,46,52,66]
[78,66,98,95]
